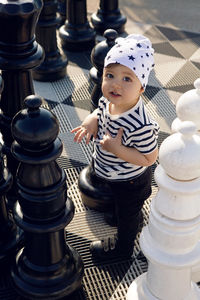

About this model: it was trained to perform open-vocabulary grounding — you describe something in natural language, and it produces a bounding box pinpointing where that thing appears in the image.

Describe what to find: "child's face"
[102,64,144,113]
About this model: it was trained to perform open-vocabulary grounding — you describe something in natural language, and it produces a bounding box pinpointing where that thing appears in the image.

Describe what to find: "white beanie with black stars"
[104,34,155,89]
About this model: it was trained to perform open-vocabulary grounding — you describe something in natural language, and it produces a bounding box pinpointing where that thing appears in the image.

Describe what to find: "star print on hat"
[104,34,155,89]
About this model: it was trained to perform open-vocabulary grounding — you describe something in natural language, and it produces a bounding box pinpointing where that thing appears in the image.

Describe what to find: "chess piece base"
[127,273,200,300]
[78,165,114,212]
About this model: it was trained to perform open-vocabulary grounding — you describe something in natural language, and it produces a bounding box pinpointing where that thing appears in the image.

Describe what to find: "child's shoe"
[90,235,133,259]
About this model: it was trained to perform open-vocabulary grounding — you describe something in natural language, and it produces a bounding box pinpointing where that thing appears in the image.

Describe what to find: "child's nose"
[112,78,121,88]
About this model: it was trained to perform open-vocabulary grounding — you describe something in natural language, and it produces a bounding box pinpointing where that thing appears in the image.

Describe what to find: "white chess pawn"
[127,121,200,300]
[172,78,200,132]
[171,78,200,283]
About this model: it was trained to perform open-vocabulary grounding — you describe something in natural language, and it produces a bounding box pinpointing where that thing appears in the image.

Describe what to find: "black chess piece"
[0,0,44,207]
[0,113,23,266]
[0,142,23,267]
[57,0,67,26]
[59,0,96,51]
[91,0,127,35]
[0,75,23,265]
[78,29,118,211]
[11,95,84,299]
[33,0,68,81]
[78,164,114,212]
[90,28,118,110]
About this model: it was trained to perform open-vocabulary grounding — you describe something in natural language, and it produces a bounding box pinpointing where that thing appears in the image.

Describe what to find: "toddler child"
[71,34,159,259]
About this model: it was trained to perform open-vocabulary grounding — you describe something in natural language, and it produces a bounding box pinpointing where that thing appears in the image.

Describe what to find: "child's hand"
[71,111,98,144]
[100,128,123,154]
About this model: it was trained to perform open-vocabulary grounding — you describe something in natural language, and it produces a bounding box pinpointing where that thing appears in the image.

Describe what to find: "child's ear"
[140,87,145,94]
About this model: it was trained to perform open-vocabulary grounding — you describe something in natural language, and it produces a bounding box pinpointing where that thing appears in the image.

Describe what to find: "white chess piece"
[171,78,200,283]
[172,78,200,133]
[127,121,200,300]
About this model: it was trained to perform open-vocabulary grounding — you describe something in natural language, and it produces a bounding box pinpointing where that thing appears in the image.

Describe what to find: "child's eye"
[123,76,131,82]
[106,73,113,78]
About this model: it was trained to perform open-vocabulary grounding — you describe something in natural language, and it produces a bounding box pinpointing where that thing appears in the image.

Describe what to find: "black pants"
[93,165,152,254]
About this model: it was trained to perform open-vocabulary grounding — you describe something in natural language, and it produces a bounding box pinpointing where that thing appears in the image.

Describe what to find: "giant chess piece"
[172,78,200,133]
[0,142,23,266]
[127,121,200,299]
[171,78,200,283]
[59,0,96,51]
[0,0,44,206]
[57,0,67,26]
[78,29,117,212]
[0,75,23,265]
[33,0,68,81]
[0,69,23,265]
[90,28,118,111]
[78,164,114,212]
[91,0,127,35]
[11,95,84,299]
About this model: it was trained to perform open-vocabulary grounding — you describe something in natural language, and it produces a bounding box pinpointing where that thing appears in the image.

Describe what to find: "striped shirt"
[93,96,159,181]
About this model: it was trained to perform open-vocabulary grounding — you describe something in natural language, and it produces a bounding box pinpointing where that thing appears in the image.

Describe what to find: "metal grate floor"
[1,21,200,299]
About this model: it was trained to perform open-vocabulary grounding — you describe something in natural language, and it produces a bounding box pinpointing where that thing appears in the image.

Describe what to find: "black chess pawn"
[78,29,118,212]
[0,75,23,264]
[0,0,44,207]
[57,0,67,26]
[11,95,84,299]
[33,0,68,81]
[78,164,114,213]
[90,29,118,110]
[59,0,96,51]
[91,0,127,35]
[0,141,23,267]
